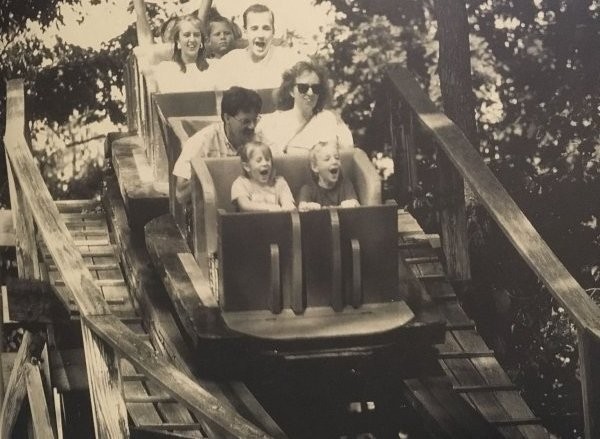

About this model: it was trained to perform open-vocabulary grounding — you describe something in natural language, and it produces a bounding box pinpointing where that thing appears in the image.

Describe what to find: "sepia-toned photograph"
[1,1,598,437]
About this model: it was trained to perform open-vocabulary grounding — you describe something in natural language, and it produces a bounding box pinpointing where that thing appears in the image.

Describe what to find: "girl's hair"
[171,15,209,73]
[240,141,276,185]
[276,61,331,114]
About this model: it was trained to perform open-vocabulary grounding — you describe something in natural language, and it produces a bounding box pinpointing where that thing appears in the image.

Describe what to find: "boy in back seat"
[298,141,360,211]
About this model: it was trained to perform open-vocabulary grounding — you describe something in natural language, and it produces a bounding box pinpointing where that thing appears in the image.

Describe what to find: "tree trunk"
[434,0,477,144]
[432,0,475,281]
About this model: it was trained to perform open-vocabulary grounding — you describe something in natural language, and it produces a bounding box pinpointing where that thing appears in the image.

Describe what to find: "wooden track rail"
[3,79,270,438]
[386,65,600,438]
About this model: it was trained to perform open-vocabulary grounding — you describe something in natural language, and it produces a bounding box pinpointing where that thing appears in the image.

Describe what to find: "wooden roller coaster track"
[1,45,599,439]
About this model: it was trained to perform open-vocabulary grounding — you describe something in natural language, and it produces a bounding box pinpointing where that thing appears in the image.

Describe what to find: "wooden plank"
[85,313,271,438]
[81,322,130,438]
[144,380,205,438]
[53,388,64,439]
[49,348,88,392]
[436,151,470,281]
[55,199,101,212]
[25,362,56,439]
[121,360,164,427]
[105,175,283,439]
[0,210,15,246]
[0,331,46,438]
[402,376,503,438]
[579,328,600,439]
[387,65,600,335]
[6,155,39,280]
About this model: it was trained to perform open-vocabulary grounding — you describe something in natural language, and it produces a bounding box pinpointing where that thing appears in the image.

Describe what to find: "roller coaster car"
[165,150,442,373]
[145,89,444,376]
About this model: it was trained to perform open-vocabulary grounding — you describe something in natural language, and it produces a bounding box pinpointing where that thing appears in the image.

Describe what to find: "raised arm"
[132,0,154,46]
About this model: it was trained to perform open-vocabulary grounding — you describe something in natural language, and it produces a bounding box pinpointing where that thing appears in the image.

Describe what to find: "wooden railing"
[385,65,600,439]
[3,79,271,438]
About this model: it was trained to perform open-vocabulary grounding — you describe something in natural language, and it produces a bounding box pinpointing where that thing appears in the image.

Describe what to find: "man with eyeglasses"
[213,3,303,90]
[173,86,262,202]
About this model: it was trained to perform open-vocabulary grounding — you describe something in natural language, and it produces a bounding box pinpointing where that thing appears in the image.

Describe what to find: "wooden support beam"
[0,331,46,438]
[6,153,39,280]
[579,328,600,439]
[0,210,15,246]
[25,362,57,439]
[436,151,470,282]
[81,322,130,438]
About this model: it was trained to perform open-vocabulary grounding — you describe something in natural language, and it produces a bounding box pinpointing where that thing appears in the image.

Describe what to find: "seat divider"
[350,238,362,308]
[329,209,343,312]
[289,211,304,314]
[269,243,282,314]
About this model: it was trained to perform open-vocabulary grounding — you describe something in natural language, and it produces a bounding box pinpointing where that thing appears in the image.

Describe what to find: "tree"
[1,0,133,202]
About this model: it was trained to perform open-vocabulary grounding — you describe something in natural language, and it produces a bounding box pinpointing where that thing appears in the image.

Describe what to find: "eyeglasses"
[231,115,261,127]
[295,83,322,95]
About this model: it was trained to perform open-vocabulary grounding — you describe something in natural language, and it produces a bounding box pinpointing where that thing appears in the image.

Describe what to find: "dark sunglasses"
[295,83,322,95]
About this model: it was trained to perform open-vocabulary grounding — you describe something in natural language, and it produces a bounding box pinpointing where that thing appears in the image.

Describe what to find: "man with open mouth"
[214,3,303,90]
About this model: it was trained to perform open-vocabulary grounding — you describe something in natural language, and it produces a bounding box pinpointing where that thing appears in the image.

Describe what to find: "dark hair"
[160,16,179,43]
[209,15,234,32]
[171,15,209,73]
[207,7,243,40]
[276,61,331,114]
[242,4,274,30]
[221,87,263,121]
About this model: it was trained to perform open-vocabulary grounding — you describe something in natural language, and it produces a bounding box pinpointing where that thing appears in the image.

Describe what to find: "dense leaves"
[317,0,599,437]
[1,0,599,436]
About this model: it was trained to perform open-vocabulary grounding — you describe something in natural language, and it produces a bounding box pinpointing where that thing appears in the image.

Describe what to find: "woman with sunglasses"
[257,60,353,155]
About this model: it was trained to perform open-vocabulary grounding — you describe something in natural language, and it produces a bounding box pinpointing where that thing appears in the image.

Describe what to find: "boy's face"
[243,147,272,185]
[311,144,341,189]
[245,11,274,61]
[208,21,234,57]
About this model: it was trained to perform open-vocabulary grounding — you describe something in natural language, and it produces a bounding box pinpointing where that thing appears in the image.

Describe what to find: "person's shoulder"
[185,121,221,145]
[155,60,179,73]
[274,175,291,187]
[220,48,247,64]
[314,109,339,123]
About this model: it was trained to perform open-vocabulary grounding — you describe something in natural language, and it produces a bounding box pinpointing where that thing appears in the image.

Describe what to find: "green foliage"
[320,0,599,436]
[1,0,134,203]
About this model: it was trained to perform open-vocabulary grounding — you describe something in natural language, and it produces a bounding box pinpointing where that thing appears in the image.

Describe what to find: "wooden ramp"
[103,177,286,438]
[36,198,213,437]
[397,210,549,439]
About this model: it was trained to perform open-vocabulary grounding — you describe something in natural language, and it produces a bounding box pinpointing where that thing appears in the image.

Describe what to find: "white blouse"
[152,60,217,93]
[256,109,354,155]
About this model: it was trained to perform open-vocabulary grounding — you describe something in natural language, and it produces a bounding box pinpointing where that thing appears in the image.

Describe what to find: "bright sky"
[55,0,335,50]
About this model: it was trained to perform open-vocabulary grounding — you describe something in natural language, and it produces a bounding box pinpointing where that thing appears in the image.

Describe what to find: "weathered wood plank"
[0,331,46,438]
[144,380,205,438]
[579,328,600,439]
[121,360,164,427]
[403,376,504,439]
[105,175,283,438]
[25,362,56,439]
[387,65,600,336]
[84,313,271,438]
[81,322,130,438]
[0,210,15,246]
[6,155,39,279]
